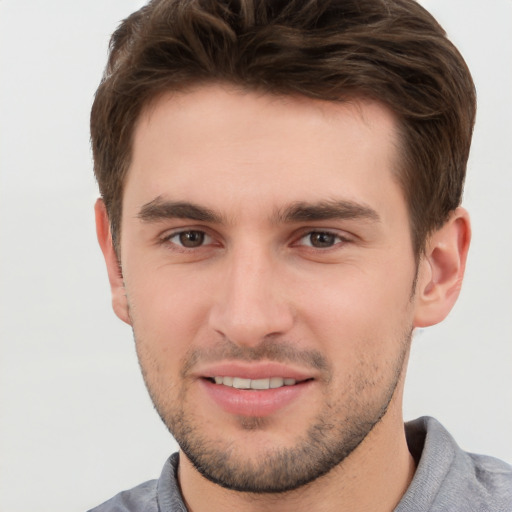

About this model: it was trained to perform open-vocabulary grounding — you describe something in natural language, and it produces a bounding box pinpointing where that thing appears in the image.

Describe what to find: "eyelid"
[293,228,352,248]
[159,227,217,249]
[156,225,353,250]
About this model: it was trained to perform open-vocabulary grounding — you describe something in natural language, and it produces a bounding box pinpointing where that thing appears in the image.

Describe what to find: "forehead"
[125,85,404,223]
[135,86,398,160]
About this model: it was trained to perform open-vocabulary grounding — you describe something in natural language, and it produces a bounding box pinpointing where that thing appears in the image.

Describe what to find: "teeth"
[269,377,284,388]
[233,377,251,389]
[251,378,270,390]
[212,376,297,389]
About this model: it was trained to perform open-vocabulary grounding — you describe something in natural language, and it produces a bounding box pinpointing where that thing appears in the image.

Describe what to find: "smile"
[211,376,299,389]
[201,373,315,416]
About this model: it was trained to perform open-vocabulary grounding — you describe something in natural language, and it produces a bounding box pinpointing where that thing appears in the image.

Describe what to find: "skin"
[96,84,470,512]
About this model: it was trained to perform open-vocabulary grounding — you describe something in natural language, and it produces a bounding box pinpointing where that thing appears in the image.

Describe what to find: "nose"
[208,243,295,347]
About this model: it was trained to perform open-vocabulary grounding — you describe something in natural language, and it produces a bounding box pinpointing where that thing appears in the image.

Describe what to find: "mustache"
[180,337,331,378]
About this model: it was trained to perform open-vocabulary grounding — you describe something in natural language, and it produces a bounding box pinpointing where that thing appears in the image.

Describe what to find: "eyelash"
[160,229,215,250]
[160,228,351,251]
[295,230,350,249]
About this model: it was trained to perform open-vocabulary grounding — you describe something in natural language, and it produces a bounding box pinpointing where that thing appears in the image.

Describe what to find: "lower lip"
[201,379,313,417]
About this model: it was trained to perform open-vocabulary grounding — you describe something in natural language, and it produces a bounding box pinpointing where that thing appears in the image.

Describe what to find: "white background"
[0,1,511,511]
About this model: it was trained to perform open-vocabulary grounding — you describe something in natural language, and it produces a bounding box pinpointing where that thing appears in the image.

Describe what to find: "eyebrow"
[137,197,380,225]
[274,200,380,224]
[137,197,223,223]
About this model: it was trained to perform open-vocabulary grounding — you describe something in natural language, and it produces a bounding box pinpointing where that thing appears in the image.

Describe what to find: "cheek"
[125,266,213,357]
[293,259,416,355]
[124,244,416,363]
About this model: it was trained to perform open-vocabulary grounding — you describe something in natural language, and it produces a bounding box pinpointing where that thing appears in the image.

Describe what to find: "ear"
[94,198,131,325]
[413,207,471,328]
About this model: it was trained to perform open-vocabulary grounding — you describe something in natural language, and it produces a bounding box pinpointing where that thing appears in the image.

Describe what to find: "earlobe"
[94,198,132,325]
[413,207,471,328]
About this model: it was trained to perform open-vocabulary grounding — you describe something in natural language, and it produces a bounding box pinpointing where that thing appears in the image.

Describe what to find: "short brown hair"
[91,0,476,256]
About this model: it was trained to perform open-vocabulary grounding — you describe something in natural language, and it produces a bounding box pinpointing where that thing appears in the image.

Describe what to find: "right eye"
[164,230,213,249]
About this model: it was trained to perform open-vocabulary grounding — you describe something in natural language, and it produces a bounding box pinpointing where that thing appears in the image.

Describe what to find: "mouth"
[205,376,312,390]
[201,375,314,417]
[195,362,317,416]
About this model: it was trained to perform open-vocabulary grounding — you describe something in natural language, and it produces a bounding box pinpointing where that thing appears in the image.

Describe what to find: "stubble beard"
[135,330,412,494]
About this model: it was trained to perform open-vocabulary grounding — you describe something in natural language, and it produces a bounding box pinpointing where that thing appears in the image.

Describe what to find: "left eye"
[298,231,345,249]
[167,230,212,248]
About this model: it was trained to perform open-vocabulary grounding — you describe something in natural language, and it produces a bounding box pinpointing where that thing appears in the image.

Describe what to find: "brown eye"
[178,230,206,248]
[308,232,337,248]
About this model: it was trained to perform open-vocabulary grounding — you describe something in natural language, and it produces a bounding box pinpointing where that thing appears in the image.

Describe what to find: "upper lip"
[193,361,316,381]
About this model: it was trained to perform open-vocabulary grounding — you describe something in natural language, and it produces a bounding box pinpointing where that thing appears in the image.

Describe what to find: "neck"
[177,403,415,512]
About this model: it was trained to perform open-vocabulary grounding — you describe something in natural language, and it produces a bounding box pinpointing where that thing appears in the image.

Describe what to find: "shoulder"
[87,453,185,512]
[87,479,158,512]
[466,451,512,503]
[444,451,512,511]
[400,417,512,512]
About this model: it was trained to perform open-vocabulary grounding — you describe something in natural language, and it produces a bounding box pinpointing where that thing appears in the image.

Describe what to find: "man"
[89,0,512,510]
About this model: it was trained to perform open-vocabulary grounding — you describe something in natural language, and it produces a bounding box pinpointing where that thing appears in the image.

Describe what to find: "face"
[115,86,421,492]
